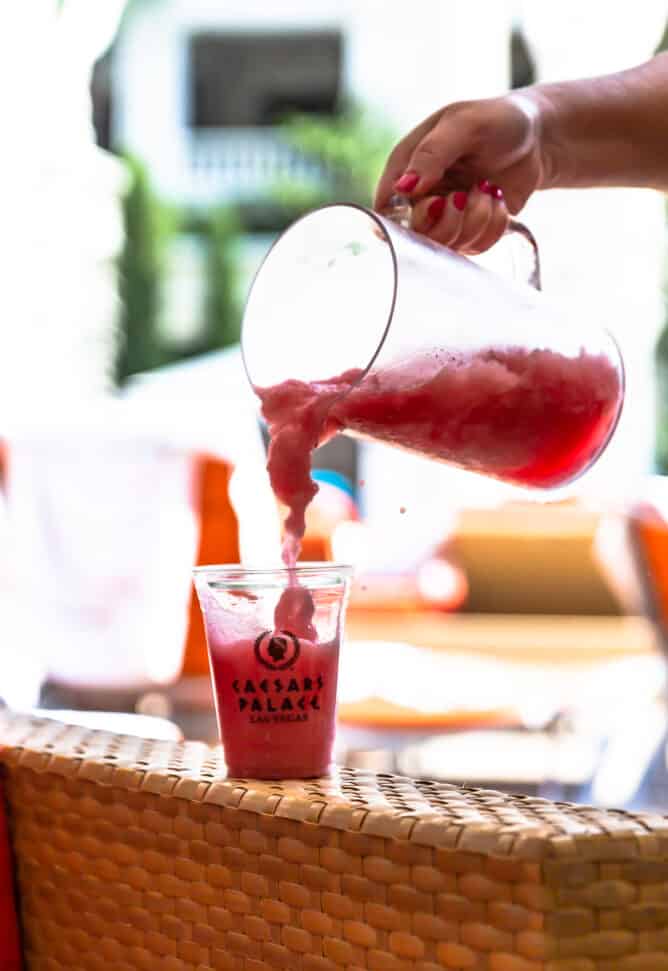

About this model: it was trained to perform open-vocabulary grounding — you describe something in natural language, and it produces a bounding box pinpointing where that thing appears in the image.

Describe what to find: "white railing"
[183,127,329,205]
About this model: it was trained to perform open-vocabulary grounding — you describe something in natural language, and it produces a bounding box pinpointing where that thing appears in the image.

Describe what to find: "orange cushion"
[182,458,240,677]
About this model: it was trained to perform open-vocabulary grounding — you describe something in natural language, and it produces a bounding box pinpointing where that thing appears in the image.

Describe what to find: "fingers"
[411,192,467,249]
[375,103,477,209]
[449,184,496,252]
[394,108,478,201]
[374,108,445,210]
[465,189,509,253]
[411,182,509,254]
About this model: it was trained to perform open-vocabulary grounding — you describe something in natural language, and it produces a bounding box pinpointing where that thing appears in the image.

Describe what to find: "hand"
[375,93,549,254]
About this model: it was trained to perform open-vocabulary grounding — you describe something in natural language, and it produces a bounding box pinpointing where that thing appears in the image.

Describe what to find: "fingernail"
[453,191,468,211]
[395,171,419,192]
[427,196,446,222]
[477,179,492,194]
[490,184,504,200]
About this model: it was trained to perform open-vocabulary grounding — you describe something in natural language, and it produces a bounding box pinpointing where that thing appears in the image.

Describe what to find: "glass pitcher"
[242,197,624,489]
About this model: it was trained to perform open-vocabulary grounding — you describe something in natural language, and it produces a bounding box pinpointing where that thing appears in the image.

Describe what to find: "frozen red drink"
[258,345,623,561]
[193,565,351,779]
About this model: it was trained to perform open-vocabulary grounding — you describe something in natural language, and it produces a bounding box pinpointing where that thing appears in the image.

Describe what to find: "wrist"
[515,86,570,190]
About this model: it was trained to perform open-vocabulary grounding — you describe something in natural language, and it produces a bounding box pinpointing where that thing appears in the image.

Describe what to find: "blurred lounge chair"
[586,499,668,809]
[627,501,668,648]
[448,502,622,616]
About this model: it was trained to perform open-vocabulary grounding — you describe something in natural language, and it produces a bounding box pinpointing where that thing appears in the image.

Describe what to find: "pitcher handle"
[506,217,541,291]
[383,193,542,292]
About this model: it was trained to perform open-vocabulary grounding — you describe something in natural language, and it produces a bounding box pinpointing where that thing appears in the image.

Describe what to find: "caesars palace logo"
[253,629,301,671]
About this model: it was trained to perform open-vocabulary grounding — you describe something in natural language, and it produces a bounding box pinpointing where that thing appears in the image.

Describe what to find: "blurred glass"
[4,413,199,691]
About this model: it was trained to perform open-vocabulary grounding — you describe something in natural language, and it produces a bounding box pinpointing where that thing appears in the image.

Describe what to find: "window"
[91,48,114,150]
[188,31,342,128]
[510,24,536,90]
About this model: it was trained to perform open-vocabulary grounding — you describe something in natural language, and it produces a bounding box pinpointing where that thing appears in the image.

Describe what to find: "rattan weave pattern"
[3,712,668,971]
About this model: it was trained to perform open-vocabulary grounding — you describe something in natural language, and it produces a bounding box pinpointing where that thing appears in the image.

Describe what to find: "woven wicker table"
[2,712,668,971]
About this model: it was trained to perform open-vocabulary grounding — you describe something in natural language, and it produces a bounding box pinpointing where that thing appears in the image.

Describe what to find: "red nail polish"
[427,196,446,222]
[395,171,419,192]
[477,179,492,194]
[490,184,504,200]
[453,191,468,211]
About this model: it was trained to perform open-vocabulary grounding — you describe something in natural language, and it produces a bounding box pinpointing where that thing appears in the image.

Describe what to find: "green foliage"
[173,206,243,363]
[116,106,394,382]
[274,103,397,208]
[653,11,668,469]
[656,364,668,475]
[116,157,243,383]
[654,214,668,472]
[205,206,242,350]
[115,156,173,384]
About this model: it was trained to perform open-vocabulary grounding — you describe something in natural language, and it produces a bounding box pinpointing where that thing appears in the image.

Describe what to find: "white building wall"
[0,0,126,409]
[346,0,513,132]
[113,0,514,199]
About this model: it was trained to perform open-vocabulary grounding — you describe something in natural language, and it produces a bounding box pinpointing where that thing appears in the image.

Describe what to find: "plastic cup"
[193,563,352,779]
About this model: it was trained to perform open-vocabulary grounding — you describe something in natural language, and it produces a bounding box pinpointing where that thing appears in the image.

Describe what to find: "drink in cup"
[193,563,351,779]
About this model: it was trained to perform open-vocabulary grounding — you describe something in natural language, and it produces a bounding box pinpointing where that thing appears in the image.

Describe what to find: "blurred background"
[3,0,668,809]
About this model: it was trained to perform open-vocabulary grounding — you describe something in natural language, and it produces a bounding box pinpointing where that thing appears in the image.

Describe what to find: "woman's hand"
[376,53,668,252]
[375,92,550,254]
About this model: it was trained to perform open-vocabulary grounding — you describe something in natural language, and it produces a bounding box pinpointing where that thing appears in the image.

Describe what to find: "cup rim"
[192,562,354,579]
